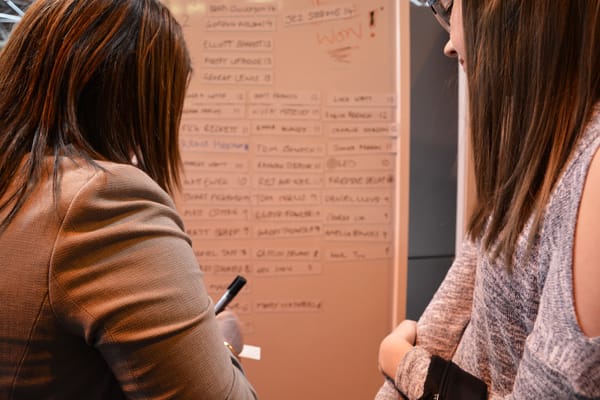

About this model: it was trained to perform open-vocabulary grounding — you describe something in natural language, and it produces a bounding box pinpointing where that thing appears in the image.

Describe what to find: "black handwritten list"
[172,1,399,316]
[168,1,405,398]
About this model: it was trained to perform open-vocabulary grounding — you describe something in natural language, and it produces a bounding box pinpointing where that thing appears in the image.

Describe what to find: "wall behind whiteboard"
[165,1,410,399]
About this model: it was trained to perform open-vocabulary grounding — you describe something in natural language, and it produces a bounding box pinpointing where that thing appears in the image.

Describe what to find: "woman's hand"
[216,310,244,356]
[378,320,417,379]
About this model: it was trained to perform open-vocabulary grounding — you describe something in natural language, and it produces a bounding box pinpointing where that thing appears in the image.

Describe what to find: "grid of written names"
[179,88,398,306]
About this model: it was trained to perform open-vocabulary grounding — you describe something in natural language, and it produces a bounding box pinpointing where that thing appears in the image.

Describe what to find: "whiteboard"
[166,1,410,398]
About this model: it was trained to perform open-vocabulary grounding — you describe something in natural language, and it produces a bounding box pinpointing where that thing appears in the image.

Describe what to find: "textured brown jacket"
[0,158,257,399]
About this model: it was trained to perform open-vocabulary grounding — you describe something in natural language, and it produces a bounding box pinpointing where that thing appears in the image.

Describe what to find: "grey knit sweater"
[376,105,600,399]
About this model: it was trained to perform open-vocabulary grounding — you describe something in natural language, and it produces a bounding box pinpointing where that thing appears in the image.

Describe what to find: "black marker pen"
[214,275,247,315]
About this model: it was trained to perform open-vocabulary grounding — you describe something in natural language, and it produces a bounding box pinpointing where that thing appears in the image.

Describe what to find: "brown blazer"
[0,157,257,399]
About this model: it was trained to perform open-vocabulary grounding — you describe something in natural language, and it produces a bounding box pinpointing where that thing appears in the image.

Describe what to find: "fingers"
[378,333,414,378]
[377,320,417,378]
[393,320,417,345]
[216,311,244,355]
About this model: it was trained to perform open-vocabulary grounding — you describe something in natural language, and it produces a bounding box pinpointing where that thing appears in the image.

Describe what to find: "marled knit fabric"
[376,104,600,399]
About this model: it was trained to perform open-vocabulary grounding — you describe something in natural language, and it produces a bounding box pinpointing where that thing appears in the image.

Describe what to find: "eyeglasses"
[426,0,453,32]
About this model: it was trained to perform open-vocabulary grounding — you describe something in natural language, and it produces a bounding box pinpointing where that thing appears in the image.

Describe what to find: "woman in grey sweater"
[376,0,600,398]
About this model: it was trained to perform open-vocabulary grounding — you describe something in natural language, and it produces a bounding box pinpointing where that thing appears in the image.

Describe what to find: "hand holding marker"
[215,275,261,361]
[214,275,247,315]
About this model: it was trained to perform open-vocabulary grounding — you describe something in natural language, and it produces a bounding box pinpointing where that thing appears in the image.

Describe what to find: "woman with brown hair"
[0,0,257,398]
[377,0,600,398]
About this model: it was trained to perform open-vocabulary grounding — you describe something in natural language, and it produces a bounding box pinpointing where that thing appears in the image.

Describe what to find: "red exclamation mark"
[369,10,376,37]
[369,7,384,38]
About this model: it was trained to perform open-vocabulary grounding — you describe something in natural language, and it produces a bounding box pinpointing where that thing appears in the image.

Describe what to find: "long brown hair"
[0,0,191,230]
[463,0,600,265]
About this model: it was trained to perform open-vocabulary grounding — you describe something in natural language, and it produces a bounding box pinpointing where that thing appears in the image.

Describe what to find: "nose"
[443,39,457,58]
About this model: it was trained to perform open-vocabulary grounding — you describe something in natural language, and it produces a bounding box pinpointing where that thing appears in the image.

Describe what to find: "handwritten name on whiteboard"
[325,243,392,261]
[207,4,278,16]
[327,93,397,106]
[325,172,394,188]
[204,17,276,32]
[180,121,250,136]
[323,107,396,122]
[183,190,252,205]
[324,207,391,224]
[325,155,394,171]
[283,4,357,27]
[254,142,326,156]
[202,38,273,51]
[194,245,250,260]
[252,121,322,136]
[221,301,252,314]
[254,190,321,205]
[254,246,321,260]
[186,89,245,103]
[255,300,323,312]
[180,138,249,153]
[201,70,273,85]
[322,190,392,205]
[182,104,245,118]
[249,90,321,105]
[181,156,248,172]
[254,222,322,238]
[254,262,322,276]
[183,173,250,188]
[327,123,398,137]
[200,262,253,275]
[186,223,252,239]
[253,174,324,188]
[328,138,397,154]
[248,105,321,119]
[253,207,322,222]
[253,157,324,173]
[200,54,274,69]
[323,225,392,241]
[182,206,250,220]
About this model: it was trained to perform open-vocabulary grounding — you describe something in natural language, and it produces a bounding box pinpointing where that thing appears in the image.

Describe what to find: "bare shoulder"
[573,145,600,338]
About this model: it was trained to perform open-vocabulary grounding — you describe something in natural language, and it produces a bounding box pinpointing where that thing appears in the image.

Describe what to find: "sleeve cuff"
[419,355,487,400]
[394,346,432,399]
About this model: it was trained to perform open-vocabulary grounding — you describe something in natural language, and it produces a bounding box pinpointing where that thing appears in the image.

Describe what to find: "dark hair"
[464,0,600,265]
[0,0,191,230]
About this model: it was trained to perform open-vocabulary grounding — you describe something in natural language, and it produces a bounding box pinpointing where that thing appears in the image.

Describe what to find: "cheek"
[450,0,465,59]
[449,22,465,60]
[449,29,464,54]
[454,32,465,59]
